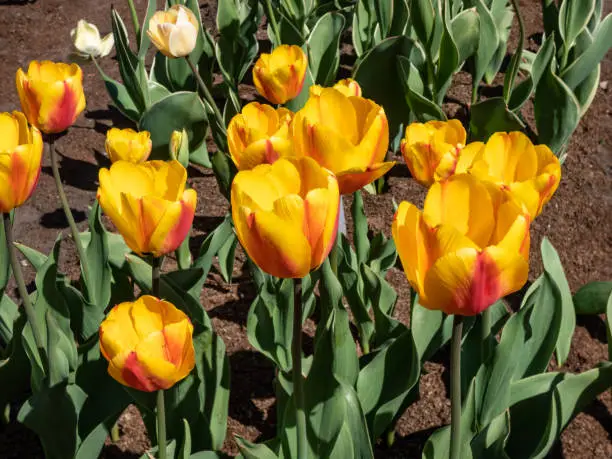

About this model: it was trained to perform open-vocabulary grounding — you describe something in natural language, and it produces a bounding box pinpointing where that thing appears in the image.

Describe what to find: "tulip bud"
[292,87,394,194]
[70,19,114,58]
[99,295,195,392]
[97,160,197,257]
[253,45,308,104]
[227,102,295,170]
[393,174,530,316]
[0,111,43,213]
[16,61,86,134]
[169,129,190,169]
[232,157,340,278]
[147,5,199,58]
[105,128,152,164]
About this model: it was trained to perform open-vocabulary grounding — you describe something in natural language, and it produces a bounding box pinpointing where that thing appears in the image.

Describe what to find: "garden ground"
[0,0,610,457]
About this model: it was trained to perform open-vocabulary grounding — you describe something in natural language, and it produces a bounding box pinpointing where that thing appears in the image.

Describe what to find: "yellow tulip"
[400,120,466,187]
[458,132,561,218]
[392,174,530,316]
[253,45,308,104]
[97,160,197,257]
[292,87,394,194]
[147,5,199,58]
[310,79,363,98]
[99,295,195,392]
[231,157,339,278]
[16,61,86,134]
[0,111,43,213]
[105,128,152,164]
[228,102,295,170]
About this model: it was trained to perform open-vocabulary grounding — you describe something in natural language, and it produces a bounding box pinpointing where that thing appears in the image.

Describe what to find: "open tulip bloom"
[97,160,197,257]
[231,157,340,279]
[292,87,394,194]
[393,174,530,316]
[16,61,86,134]
[0,111,43,213]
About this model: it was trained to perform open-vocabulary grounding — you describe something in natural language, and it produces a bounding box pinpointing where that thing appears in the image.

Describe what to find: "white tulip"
[70,20,114,58]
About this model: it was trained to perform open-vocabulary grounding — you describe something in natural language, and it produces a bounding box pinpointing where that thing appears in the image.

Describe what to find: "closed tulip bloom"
[392,174,530,316]
[148,5,199,58]
[253,45,308,104]
[310,79,363,98]
[400,120,466,187]
[105,128,152,164]
[16,61,86,134]
[228,102,295,170]
[99,295,195,392]
[0,111,43,213]
[232,157,339,278]
[292,87,393,194]
[458,132,561,218]
[70,19,114,58]
[97,160,197,257]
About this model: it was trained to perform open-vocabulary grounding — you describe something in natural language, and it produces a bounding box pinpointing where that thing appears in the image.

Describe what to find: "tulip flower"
[310,79,362,98]
[70,19,114,58]
[253,45,308,104]
[97,160,197,257]
[105,128,152,164]
[228,102,295,170]
[392,174,530,316]
[400,120,467,187]
[232,157,339,278]
[16,61,86,134]
[148,5,199,58]
[0,111,43,213]
[292,87,393,194]
[99,295,195,392]
[458,132,561,218]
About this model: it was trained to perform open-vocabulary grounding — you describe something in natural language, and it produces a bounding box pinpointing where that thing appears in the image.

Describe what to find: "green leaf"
[540,237,575,365]
[560,14,612,90]
[469,97,524,142]
[137,0,158,59]
[217,232,238,283]
[410,0,435,47]
[139,91,209,161]
[0,294,18,344]
[193,214,235,287]
[352,190,369,264]
[451,8,480,62]
[179,419,192,459]
[236,437,278,459]
[410,297,445,363]
[470,412,510,459]
[435,2,460,103]
[0,211,11,294]
[558,0,595,49]
[397,56,446,122]
[0,314,32,409]
[211,151,237,201]
[308,12,345,86]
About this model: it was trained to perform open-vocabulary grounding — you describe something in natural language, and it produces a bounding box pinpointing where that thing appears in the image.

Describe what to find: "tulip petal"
[336,161,395,194]
[303,187,339,269]
[149,189,196,256]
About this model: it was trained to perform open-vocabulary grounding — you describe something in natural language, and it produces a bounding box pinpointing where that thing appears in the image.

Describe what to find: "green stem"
[293,278,307,459]
[156,389,167,459]
[126,0,141,48]
[481,307,491,361]
[2,213,45,358]
[450,315,464,459]
[264,0,282,46]
[49,137,92,292]
[504,0,525,103]
[152,256,162,298]
[184,55,227,135]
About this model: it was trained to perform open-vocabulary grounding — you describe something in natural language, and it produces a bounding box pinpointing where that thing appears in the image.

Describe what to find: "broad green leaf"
[470,412,510,459]
[397,56,446,122]
[573,281,612,315]
[217,232,238,283]
[0,294,18,344]
[410,0,435,47]
[193,214,235,287]
[0,315,31,409]
[375,0,394,38]
[236,437,278,459]
[137,0,158,59]
[410,297,445,362]
[469,97,524,142]
[451,9,480,62]
[352,190,369,264]
[558,0,595,49]
[211,151,237,200]
[472,0,500,93]
[91,60,140,121]
[574,64,600,115]
[435,1,460,103]
[308,12,345,86]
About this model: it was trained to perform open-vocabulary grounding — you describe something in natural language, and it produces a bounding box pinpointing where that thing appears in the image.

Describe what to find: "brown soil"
[0,0,610,458]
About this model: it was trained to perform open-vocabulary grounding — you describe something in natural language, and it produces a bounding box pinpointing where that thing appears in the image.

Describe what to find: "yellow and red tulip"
[227,102,295,170]
[97,160,197,257]
[147,4,199,58]
[99,295,195,392]
[253,45,308,104]
[231,157,339,278]
[400,120,466,187]
[310,78,363,98]
[392,174,530,316]
[105,128,152,164]
[0,111,43,213]
[291,87,393,194]
[16,61,86,134]
[459,132,561,218]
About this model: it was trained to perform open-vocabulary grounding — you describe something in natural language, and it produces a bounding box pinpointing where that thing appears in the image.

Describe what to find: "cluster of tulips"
[0,3,568,459]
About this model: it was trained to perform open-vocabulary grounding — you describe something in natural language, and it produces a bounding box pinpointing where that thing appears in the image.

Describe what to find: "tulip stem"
[184,56,227,135]
[481,307,492,361]
[450,314,464,459]
[264,0,282,46]
[126,0,141,48]
[152,256,162,298]
[292,278,307,459]
[156,389,167,459]
[504,0,524,104]
[49,138,92,295]
[2,212,46,362]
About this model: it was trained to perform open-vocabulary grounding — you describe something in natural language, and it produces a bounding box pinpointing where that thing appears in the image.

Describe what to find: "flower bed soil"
[0,0,610,458]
